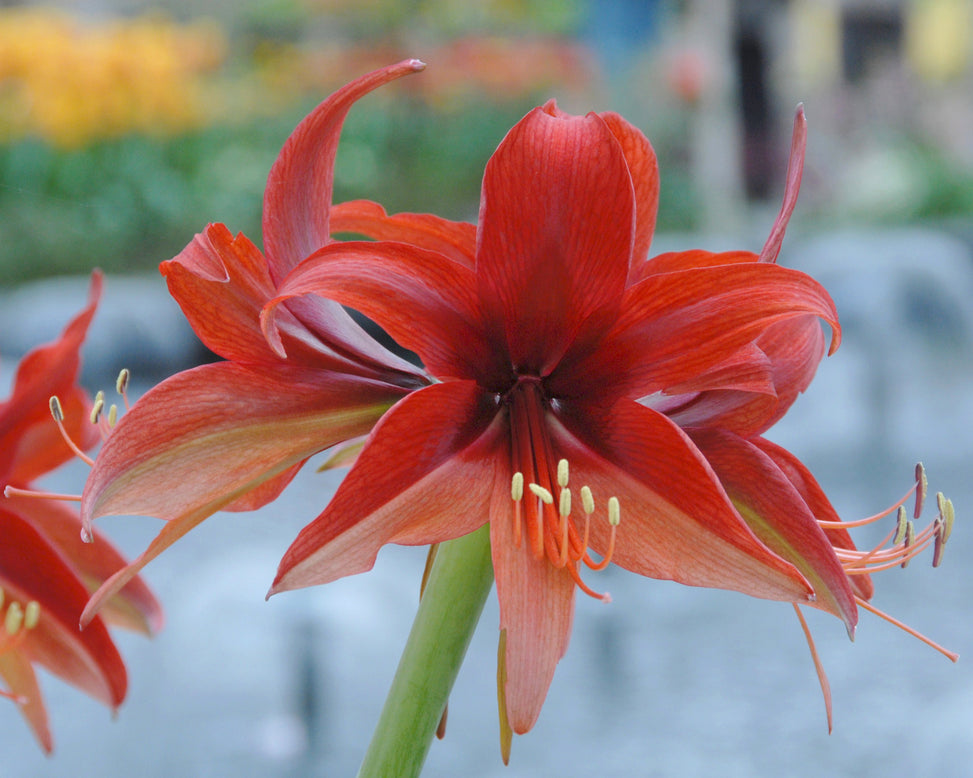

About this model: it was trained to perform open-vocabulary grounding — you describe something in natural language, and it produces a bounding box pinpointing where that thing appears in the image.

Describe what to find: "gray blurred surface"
[0,228,970,777]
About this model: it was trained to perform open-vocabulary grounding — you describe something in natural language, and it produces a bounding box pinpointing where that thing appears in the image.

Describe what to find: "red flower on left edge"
[0,272,161,752]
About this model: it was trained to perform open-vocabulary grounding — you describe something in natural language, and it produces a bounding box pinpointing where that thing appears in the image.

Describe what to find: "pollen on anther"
[915,462,928,518]
[23,602,39,631]
[48,395,64,422]
[557,459,569,489]
[608,496,621,527]
[580,485,595,515]
[511,472,524,502]
[528,483,554,505]
[942,497,955,543]
[90,390,105,424]
[116,368,130,396]
[559,487,572,518]
[893,506,908,545]
[4,602,23,635]
[107,404,118,427]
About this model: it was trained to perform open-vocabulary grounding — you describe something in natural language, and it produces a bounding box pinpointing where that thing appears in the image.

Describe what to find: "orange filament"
[3,485,81,502]
[510,459,620,601]
[855,596,959,663]
[49,395,94,466]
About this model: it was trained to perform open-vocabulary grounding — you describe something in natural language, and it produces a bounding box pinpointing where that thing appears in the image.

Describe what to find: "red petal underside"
[556,398,813,602]
[3,493,162,635]
[633,248,757,282]
[271,380,502,594]
[330,199,476,267]
[0,273,100,481]
[561,262,839,403]
[0,649,51,752]
[598,111,660,270]
[690,429,858,632]
[476,106,634,375]
[489,460,576,734]
[752,437,874,601]
[262,59,426,282]
[0,509,127,709]
[267,241,490,382]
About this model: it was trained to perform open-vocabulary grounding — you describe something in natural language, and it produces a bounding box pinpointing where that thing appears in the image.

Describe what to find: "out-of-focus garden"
[2,0,971,284]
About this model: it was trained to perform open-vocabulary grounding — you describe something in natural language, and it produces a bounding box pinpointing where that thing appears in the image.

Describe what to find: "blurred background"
[1,0,971,776]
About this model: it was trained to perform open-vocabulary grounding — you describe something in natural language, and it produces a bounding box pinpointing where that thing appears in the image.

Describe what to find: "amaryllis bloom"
[78,61,433,620]
[0,273,161,752]
[257,89,956,745]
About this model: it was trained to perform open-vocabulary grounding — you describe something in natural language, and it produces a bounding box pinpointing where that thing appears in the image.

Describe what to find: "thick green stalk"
[356,523,494,778]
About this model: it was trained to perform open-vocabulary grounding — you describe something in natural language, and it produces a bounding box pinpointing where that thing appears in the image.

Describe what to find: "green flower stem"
[356,523,494,778]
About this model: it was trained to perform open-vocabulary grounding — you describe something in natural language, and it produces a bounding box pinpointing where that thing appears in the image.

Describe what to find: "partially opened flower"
[0,273,162,752]
[259,96,954,751]
[78,60,433,621]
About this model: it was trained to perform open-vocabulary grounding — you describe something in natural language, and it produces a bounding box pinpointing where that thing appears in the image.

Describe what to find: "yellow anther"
[49,395,64,422]
[4,602,23,636]
[893,506,908,545]
[116,368,131,396]
[915,462,928,518]
[559,487,572,518]
[942,497,955,543]
[510,472,524,502]
[528,483,554,505]
[557,459,569,489]
[580,485,595,515]
[90,390,105,424]
[608,496,621,527]
[23,601,39,630]
[108,404,118,427]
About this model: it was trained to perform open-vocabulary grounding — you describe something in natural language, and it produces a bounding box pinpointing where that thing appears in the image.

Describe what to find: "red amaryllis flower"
[258,97,932,743]
[0,273,162,752]
[78,60,432,621]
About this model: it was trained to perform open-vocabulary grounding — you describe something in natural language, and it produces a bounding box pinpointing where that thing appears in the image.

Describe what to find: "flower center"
[505,379,619,600]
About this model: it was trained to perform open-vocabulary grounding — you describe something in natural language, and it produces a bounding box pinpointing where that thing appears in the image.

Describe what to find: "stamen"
[941,496,955,542]
[3,485,82,502]
[527,483,554,504]
[116,368,131,409]
[23,601,39,631]
[793,604,833,733]
[557,458,569,489]
[856,596,958,662]
[89,390,105,425]
[557,487,572,566]
[915,462,927,518]
[580,485,594,515]
[511,472,524,547]
[107,404,118,428]
[901,520,915,568]
[893,506,908,545]
[585,496,619,573]
[49,394,95,466]
[4,602,23,635]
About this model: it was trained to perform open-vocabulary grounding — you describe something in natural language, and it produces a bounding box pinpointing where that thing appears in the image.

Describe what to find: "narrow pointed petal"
[753,437,874,601]
[557,399,813,602]
[0,650,52,752]
[82,362,406,526]
[263,59,426,281]
[562,262,839,402]
[0,509,127,709]
[476,106,634,374]
[690,429,858,631]
[598,111,659,268]
[265,241,490,381]
[3,494,162,635]
[330,199,476,267]
[490,464,575,734]
[272,381,501,593]
[759,104,807,264]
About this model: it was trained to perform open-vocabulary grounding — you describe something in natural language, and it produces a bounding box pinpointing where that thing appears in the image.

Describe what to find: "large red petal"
[0,272,100,481]
[0,649,52,752]
[265,241,491,382]
[271,380,501,593]
[476,105,634,375]
[262,59,426,281]
[690,429,858,633]
[489,461,575,734]
[669,313,827,436]
[555,399,813,602]
[82,362,406,525]
[0,508,127,709]
[633,248,757,282]
[599,111,659,270]
[752,437,874,601]
[3,494,162,635]
[560,262,839,402]
[330,199,476,267]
